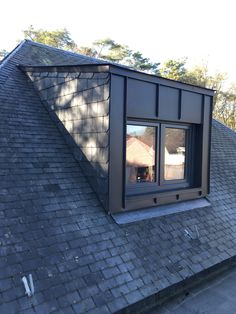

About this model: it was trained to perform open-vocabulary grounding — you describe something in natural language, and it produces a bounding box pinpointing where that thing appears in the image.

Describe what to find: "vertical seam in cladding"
[122,77,128,209]
[178,89,182,120]
[208,96,213,194]
[156,84,159,117]
[201,94,205,124]
[159,124,163,186]
[107,72,112,212]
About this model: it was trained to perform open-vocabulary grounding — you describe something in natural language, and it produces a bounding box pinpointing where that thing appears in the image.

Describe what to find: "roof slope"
[0,40,106,89]
[2,40,104,67]
[0,41,236,313]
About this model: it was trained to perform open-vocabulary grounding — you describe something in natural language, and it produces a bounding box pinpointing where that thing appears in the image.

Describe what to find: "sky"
[1,0,236,84]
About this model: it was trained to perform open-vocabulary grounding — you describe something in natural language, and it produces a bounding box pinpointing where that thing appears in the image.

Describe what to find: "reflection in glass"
[126,125,155,183]
[164,128,186,180]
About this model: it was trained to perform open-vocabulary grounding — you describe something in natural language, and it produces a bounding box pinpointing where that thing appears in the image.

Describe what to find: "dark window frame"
[126,120,193,196]
[160,124,191,188]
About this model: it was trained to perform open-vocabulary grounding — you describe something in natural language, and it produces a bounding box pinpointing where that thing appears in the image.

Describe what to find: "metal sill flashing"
[112,198,211,225]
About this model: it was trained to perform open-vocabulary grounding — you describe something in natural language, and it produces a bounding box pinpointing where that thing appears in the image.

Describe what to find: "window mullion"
[158,124,164,186]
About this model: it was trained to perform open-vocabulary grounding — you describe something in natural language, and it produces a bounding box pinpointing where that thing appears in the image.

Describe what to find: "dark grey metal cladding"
[109,74,126,213]
[158,86,179,120]
[126,79,156,118]
[109,68,214,213]
[181,91,203,123]
[202,95,212,195]
[127,82,203,124]
[126,188,204,211]
[25,69,110,210]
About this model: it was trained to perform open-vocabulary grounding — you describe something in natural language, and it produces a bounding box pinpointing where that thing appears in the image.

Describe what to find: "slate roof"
[1,40,236,314]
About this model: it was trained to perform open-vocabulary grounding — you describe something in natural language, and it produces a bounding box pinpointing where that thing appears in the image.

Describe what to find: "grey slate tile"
[1,40,236,314]
[72,297,95,313]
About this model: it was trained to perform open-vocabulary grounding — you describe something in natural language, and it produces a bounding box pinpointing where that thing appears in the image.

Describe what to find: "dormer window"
[24,65,213,213]
[109,75,213,213]
[126,122,192,197]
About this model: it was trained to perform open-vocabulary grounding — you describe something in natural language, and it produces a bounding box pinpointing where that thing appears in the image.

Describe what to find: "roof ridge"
[0,40,29,94]
[0,40,27,71]
[24,39,107,64]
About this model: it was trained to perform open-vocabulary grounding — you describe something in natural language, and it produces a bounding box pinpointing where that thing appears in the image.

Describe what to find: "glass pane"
[126,125,156,183]
[164,128,186,180]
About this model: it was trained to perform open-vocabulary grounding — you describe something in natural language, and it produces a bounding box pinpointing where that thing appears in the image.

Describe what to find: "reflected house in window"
[24,61,214,213]
[126,125,155,183]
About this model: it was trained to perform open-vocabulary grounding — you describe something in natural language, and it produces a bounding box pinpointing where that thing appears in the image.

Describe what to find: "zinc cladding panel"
[181,91,202,124]
[126,78,156,118]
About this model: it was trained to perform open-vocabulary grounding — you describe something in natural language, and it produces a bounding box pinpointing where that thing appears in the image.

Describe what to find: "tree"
[23,25,76,50]
[127,51,160,74]
[18,27,236,130]
[185,65,236,129]
[185,64,226,89]
[76,46,97,58]
[21,29,160,74]
[159,58,187,81]
[92,38,130,62]
[81,38,160,74]
[160,60,236,130]
[185,65,227,107]
[0,49,8,60]
[214,84,236,130]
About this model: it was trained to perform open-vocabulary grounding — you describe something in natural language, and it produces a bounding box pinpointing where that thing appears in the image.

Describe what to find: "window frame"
[126,120,193,196]
[159,123,191,189]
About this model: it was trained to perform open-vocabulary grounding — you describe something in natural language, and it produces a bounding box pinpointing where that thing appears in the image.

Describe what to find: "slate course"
[0,40,236,313]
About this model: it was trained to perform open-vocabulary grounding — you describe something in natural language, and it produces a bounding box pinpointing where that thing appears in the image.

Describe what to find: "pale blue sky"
[1,0,235,84]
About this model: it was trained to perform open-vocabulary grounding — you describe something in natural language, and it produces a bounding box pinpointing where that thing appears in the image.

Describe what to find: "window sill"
[112,198,211,224]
